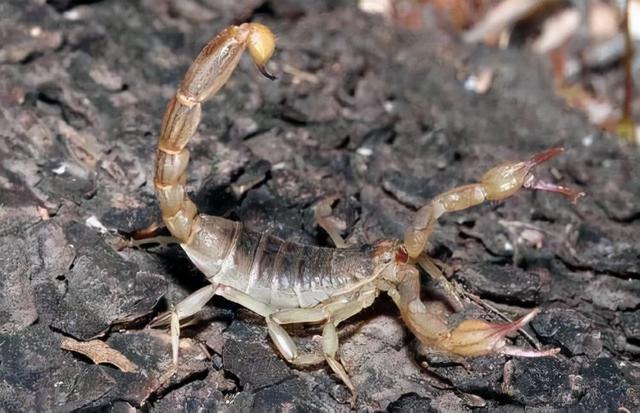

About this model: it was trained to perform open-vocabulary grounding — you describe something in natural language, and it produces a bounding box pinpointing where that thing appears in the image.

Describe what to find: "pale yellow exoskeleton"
[151,22,584,404]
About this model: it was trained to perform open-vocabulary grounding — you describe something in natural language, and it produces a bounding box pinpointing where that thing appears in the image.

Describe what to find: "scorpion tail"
[154,23,276,244]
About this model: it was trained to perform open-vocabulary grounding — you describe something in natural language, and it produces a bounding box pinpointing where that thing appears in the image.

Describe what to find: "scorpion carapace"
[152,23,584,402]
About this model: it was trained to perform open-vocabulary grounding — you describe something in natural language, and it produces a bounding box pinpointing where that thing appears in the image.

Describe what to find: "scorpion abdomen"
[182,215,377,308]
[232,229,377,308]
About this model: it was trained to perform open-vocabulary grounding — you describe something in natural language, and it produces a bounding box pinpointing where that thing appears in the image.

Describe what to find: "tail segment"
[154,24,276,243]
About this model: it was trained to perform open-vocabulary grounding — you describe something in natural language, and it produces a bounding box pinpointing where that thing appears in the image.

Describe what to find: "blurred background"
[360,0,640,144]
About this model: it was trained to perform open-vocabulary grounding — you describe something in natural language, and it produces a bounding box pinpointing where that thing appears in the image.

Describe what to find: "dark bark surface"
[1,0,639,411]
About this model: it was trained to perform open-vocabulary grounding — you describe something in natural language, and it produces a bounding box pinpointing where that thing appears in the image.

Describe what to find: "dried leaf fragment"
[463,0,545,43]
[532,8,581,54]
[37,206,50,221]
[61,337,138,373]
[464,67,494,94]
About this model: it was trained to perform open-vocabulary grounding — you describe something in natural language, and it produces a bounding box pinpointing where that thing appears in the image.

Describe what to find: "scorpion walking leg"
[321,294,378,404]
[417,253,464,312]
[217,286,274,317]
[152,283,277,365]
[267,295,376,403]
[151,283,220,364]
[162,284,367,399]
[266,308,329,366]
[313,196,348,248]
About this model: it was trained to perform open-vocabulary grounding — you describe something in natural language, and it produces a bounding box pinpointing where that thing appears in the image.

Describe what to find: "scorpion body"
[185,215,385,309]
[151,22,583,402]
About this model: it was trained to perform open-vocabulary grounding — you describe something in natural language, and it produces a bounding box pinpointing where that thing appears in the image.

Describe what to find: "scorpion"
[150,22,583,402]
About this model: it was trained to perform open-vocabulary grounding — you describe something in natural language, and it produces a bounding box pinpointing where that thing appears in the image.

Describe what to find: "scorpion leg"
[152,283,278,365]
[154,282,375,387]
[151,283,219,327]
[404,148,584,258]
[267,295,376,405]
[129,235,177,248]
[416,253,464,312]
[322,322,356,405]
[266,308,329,366]
[313,196,348,248]
[216,286,274,317]
[320,294,379,405]
[150,283,220,365]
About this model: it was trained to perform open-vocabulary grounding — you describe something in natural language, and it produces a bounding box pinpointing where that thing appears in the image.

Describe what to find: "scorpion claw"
[391,272,557,359]
[519,147,585,203]
[526,147,565,166]
[404,147,584,258]
[480,147,583,202]
[523,178,585,204]
[447,309,539,356]
[442,308,544,357]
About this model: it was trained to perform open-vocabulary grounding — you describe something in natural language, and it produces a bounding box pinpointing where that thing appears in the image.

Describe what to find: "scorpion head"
[373,239,408,264]
[372,240,411,284]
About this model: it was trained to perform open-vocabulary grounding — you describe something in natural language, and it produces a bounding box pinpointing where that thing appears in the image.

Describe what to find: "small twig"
[61,337,138,372]
[282,63,320,84]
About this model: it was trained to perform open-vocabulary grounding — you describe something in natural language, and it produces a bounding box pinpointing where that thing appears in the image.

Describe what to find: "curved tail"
[154,23,276,243]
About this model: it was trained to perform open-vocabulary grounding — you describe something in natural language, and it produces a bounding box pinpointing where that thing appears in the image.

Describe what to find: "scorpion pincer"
[151,22,584,402]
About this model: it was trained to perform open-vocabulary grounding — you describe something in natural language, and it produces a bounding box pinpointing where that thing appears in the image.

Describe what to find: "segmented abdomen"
[238,229,377,307]
[182,215,377,308]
